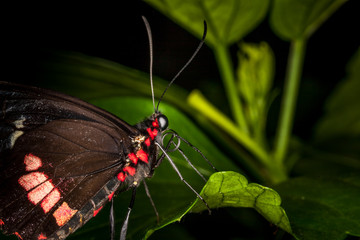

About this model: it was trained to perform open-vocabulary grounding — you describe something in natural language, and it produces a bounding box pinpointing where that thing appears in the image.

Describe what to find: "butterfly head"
[155,113,168,131]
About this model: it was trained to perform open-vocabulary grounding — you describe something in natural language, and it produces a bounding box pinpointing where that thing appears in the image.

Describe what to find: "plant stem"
[273,39,307,165]
[188,90,270,167]
[213,44,249,134]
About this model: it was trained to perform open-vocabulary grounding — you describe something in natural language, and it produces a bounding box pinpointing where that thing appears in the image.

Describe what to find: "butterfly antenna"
[142,16,156,112]
[156,21,207,112]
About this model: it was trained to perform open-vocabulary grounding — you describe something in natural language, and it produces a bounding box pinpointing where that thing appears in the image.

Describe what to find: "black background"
[3,1,359,141]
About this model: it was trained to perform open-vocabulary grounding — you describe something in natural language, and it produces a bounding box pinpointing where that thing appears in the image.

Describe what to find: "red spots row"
[144,121,159,146]
[117,149,150,182]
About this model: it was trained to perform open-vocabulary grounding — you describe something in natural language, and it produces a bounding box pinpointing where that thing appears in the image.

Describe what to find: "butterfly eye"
[158,114,168,130]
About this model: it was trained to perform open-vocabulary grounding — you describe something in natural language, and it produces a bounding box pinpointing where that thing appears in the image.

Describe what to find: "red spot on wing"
[117,172,126,182]
[28,181,54,205]
[146,128,158,140]
[15,232,23,240]
[24,153,42,171]
[18,172,48,191]
[128,153,138,164]
[136,149,148,163]
[123,166,136,176]
[108,191,115,201]
[37,233,47,240]
[0,219,4,225]
[41,188,61,213]
[144,138,151,146]
[93,206,103,217]
[53,202,77,227]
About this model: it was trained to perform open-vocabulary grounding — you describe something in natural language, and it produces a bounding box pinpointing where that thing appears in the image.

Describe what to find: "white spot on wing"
[13,116,26,129]
[10,130,24,148]
[8,116,26,148]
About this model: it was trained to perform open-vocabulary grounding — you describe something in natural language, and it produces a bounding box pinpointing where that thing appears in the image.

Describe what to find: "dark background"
[3,1,359,141]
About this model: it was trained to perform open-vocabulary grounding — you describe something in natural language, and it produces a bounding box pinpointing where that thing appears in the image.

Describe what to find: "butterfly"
[0,17,212,240]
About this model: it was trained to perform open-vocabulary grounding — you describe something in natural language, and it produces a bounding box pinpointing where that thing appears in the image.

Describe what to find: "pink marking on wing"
[53,202,77,227]
[18,172,48,191]
[28,181,54,205]
[41,188,61,213]
[93,206,103,217]
[24,153,42,171]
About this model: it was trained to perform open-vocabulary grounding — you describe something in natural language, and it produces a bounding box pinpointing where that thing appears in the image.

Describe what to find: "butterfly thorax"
[118,112,168,188]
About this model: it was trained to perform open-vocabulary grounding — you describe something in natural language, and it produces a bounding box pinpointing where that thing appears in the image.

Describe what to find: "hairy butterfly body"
[0,17,210,240]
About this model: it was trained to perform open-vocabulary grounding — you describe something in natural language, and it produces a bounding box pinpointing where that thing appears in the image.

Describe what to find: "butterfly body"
[0,82,165,239]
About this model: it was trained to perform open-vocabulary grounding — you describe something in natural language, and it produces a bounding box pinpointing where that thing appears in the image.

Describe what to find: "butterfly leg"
[171,132,218,172]
[120,187,137,240]
[155,142,211,214]
[160,131,215,181]
[143,179,159,223]
[110,198,115,240]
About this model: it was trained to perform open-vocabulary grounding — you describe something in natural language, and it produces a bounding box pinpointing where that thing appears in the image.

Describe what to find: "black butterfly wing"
[0,82,138,239]
[0,81,136,152]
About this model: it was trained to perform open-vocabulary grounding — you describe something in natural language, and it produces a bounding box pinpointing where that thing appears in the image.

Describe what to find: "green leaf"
[191,171,292,235]
[37,51,189,111]
[276,176,360,240]
[146,0,269,47]
[66,97,240,239]
[289,143,360,240]
[293,150,360,179]
[270,0,348,40]
[314,48,360,141]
